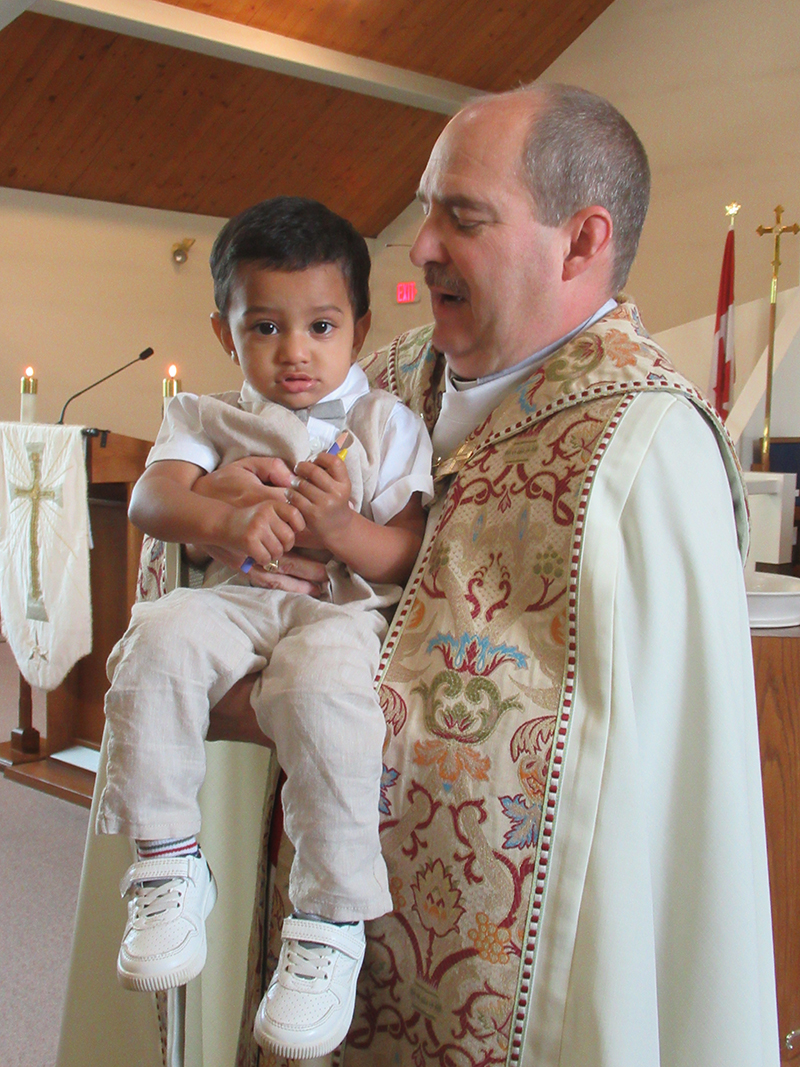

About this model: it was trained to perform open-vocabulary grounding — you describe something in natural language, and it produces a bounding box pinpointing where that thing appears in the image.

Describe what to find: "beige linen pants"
[96,583,392,922]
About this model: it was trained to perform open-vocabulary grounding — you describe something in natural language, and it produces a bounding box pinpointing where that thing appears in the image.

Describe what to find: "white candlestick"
[20,369,37,423]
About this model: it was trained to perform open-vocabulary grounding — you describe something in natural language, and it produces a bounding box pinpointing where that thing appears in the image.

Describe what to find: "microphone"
[57,347,154,425]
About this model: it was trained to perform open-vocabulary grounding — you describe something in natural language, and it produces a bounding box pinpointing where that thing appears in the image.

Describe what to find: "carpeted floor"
[0,637,89,1067]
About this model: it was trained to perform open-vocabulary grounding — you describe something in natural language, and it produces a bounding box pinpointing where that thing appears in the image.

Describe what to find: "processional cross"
[756,205,800,470]
[10,441,64,623]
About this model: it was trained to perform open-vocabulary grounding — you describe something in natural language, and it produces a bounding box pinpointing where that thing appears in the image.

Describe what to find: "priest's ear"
[211,311,239,364]
[561,206,613,282]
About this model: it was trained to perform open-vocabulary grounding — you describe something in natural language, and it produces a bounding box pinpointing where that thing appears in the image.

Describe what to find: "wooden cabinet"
[752,628,800,1060]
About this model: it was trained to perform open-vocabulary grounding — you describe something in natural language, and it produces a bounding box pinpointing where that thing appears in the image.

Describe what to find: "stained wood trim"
[29,0,476,112]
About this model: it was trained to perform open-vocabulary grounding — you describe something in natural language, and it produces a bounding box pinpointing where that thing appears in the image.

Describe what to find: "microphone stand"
[57,347,154,425]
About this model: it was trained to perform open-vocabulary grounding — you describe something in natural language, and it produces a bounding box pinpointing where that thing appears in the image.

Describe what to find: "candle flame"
[168,364,178,379]
[25,366,34,377]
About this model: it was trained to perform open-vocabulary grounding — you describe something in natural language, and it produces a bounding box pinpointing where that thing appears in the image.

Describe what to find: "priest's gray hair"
[495,83,651,293]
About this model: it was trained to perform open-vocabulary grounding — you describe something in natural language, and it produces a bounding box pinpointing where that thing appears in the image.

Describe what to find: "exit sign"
[396,281,420,304]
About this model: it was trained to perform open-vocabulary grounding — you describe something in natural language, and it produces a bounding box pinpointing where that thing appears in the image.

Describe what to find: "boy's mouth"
[280,374,316,393]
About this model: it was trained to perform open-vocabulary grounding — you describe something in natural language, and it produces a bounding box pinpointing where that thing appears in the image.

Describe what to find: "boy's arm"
[289,453,426,585]
[129,459,304,569]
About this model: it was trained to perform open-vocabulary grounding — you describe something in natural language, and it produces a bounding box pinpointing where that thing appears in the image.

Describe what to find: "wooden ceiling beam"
[24,0,477,114]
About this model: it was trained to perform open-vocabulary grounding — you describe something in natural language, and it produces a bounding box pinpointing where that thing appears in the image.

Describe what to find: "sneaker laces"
[284,940,332,982]
[131,877,185,923]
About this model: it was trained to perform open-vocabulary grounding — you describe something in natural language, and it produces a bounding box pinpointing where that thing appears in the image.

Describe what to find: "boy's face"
[211,262,370,409]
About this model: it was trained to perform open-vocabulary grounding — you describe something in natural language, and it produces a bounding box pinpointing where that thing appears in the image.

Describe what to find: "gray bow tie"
[295,398,346,429]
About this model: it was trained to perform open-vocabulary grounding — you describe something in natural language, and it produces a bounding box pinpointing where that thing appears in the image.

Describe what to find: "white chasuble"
[0,423,91,689]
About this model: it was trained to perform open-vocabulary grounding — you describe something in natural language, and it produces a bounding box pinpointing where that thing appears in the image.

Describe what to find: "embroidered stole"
[243,302,746,1067]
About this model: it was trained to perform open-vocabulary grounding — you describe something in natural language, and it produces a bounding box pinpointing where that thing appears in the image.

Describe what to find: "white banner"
[0,423,91,690]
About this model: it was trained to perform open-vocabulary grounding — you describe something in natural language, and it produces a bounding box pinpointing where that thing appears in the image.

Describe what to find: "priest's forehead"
[417,96,538,213]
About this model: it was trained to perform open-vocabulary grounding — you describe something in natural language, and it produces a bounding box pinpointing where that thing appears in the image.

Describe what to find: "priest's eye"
[311,320,335,336]
[452,213,484,231]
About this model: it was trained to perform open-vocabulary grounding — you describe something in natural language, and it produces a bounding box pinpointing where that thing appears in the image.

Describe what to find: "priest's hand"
[208,673,269,746]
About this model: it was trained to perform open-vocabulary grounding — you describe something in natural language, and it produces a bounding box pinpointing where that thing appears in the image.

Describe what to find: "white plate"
[745,571,800,629]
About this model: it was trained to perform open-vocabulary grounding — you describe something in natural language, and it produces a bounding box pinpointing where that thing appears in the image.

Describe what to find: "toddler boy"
[96,197,433,1059]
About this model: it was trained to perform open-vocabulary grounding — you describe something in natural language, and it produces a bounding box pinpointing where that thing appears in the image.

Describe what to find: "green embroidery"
[415,670,522,743]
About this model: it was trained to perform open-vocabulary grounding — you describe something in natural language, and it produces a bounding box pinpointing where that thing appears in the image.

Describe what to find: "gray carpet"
[0,637,89,1067]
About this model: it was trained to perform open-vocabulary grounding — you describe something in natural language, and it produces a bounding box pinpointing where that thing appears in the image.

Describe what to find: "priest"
[59,82,778,1067]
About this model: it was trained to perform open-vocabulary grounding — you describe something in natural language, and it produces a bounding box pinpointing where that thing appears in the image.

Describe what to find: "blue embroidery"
[427,633,528,673]
[379,765,399,816]
[499,794,540,850]
[516,381,538,415]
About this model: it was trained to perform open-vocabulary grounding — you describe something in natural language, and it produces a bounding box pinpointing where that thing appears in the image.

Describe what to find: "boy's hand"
[288,452,354,548]
[194,456,295,507]
[220,499,305,569]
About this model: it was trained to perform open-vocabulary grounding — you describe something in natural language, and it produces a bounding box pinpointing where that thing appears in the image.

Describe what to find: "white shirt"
[148,364,433,526]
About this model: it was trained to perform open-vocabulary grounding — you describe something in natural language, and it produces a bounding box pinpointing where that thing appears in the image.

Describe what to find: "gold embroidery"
[10,442,63,622]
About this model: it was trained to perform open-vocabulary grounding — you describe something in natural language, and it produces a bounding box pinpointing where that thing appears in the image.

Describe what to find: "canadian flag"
[709,227,735,420]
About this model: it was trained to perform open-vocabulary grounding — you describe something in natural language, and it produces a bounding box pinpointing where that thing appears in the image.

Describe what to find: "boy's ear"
[351,310,372,360]
[210,311,239,363]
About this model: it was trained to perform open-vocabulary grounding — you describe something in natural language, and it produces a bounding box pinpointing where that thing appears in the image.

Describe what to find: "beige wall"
[0,189,433,444]
[544,0,800,336]
[0,188,234,442]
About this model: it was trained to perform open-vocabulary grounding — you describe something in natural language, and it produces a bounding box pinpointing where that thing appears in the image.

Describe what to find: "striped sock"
[135,836,200,861]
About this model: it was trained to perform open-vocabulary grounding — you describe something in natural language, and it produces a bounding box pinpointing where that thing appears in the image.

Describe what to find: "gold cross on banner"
[756,205,800,470]
[10,441,64,622]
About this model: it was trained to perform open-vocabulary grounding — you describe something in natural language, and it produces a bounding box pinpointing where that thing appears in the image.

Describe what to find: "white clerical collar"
[446,299,618,393]
[433,299,617,464]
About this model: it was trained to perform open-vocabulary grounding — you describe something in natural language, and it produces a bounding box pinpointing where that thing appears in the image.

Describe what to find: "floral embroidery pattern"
[379,765,399,815]
[604,328,639,367]
[411,858,465,938]
[248,303,734,1067]
[413,738,490,789]
[499,794,541,850]
[415,671,522,745]
[428,633,528,675]
[468,913,511,964]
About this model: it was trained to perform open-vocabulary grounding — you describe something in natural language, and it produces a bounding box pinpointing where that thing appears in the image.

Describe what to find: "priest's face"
[211,262,370,409]
[410,97,568,379]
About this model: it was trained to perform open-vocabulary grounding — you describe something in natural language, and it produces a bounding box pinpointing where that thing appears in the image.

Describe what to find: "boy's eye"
[255,321,278,335]
[311,320,335,336]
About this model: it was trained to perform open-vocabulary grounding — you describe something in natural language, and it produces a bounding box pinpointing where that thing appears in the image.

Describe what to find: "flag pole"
[756,205,800,471]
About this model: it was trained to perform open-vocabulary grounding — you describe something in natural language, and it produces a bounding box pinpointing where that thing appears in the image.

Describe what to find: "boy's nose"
[279,333,309,363]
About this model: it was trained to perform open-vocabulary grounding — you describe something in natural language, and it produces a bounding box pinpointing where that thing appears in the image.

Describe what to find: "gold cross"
[10,442,63,622]
[756,205,800,301]
[756,205,800,470]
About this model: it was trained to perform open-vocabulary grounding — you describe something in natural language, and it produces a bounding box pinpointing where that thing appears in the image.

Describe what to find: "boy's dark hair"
[210,197,371,320]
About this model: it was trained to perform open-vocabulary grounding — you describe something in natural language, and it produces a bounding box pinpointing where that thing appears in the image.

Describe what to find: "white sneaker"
[254,916,366,1059]
[117,854,217,991]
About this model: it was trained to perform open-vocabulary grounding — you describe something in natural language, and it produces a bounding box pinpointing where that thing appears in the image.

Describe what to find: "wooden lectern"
[1,429,151,805]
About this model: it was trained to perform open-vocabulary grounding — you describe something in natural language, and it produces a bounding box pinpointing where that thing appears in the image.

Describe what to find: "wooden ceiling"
[0,0,613,235]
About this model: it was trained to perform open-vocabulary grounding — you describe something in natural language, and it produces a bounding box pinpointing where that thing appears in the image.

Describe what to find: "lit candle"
[20,366,37,423]
[162,364,181,418]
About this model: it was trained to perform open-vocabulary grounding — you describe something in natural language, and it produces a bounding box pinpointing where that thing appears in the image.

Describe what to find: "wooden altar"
[0,430,150,806]
[752,626,800,1060]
